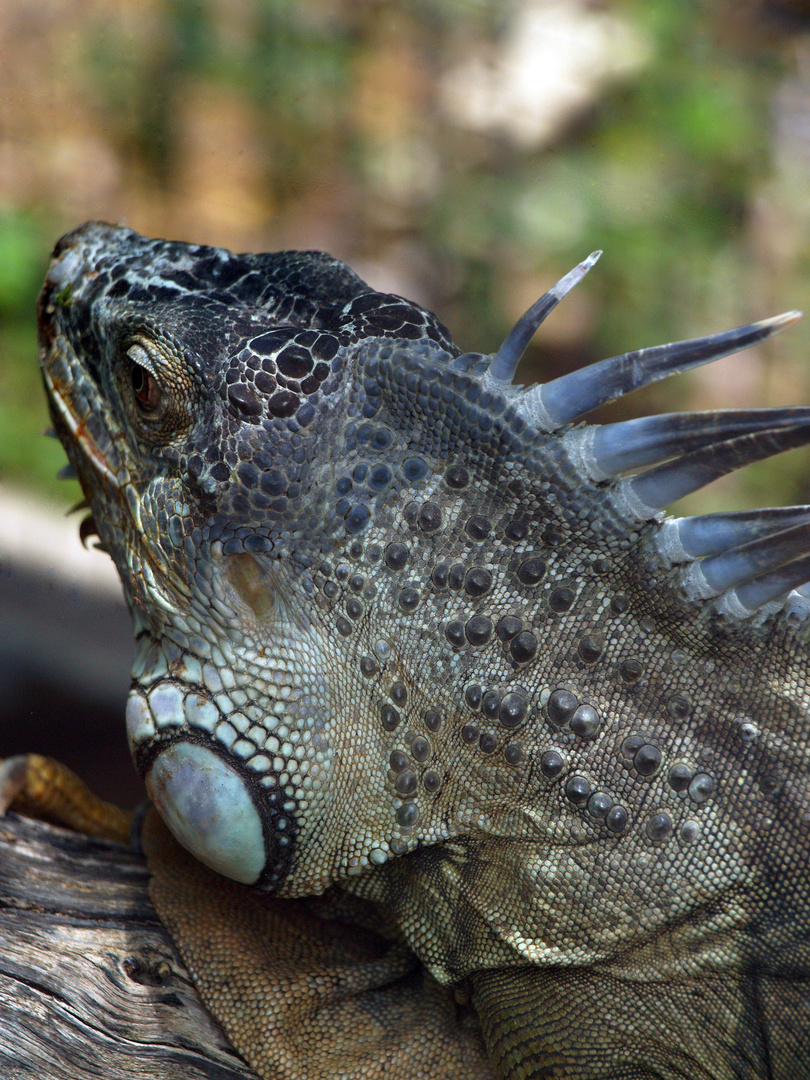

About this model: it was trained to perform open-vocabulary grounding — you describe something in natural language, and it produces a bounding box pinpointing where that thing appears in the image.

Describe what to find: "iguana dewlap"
[35,222,810,1078]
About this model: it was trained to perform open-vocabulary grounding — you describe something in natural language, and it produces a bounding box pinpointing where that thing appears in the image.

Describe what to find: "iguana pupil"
[130,360,159,411]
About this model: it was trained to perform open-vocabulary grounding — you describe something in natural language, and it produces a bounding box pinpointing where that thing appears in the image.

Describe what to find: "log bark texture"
[0,811,260,1080]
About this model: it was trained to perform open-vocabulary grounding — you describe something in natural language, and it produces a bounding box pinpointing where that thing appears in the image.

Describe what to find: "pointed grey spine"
[518,310,801,431]
[489,251,601,383]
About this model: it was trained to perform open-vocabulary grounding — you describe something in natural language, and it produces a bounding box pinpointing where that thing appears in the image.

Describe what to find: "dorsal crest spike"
[733,552,810,611]
[576,408,810,482]
[489,250,602,383]
[622,409,810,514]
[523,309,802,431]
[656,506,810,564]
[697,520,810,595]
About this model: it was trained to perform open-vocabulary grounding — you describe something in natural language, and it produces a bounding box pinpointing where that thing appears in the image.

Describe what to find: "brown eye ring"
[131,362,161,412]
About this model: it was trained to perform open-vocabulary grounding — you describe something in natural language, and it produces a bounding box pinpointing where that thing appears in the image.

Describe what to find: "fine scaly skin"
[38,222,810,1078]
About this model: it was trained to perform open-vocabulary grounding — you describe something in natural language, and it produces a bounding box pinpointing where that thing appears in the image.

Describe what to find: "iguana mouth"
[41,364,120,490]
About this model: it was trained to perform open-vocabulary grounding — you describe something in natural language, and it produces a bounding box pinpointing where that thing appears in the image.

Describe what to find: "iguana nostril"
[146,741,266,885]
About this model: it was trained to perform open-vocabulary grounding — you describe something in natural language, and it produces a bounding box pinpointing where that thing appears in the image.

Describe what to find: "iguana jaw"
[41,363,120,489]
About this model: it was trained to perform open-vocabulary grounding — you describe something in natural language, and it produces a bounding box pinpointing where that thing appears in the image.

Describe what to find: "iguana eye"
[130,362,161,412]
[119,338,194,444]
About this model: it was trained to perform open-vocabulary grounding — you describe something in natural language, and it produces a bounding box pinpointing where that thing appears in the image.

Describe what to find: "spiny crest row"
[440,253,808,625]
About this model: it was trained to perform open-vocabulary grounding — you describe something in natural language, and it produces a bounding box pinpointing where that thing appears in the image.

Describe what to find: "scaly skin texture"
[38,222,810,1078]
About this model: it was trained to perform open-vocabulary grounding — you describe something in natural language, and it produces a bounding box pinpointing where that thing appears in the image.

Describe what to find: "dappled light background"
[1,0,810,517]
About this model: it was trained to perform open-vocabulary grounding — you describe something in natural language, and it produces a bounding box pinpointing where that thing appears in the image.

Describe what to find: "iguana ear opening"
[226,552,280,622]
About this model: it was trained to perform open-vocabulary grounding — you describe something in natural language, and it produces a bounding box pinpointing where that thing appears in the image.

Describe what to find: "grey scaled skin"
[37,222,810,1079]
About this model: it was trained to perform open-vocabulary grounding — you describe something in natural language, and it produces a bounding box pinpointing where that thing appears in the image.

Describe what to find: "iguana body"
[33,222,810,1078]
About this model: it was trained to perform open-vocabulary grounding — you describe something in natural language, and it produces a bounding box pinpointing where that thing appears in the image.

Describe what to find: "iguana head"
[38,221,809,901]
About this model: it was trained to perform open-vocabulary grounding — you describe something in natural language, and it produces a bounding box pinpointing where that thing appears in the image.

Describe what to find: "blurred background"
[1,0,810,806]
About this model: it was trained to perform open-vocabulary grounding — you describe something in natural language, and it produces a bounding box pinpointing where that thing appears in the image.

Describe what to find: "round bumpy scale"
[465,567,492,597]
[517,558,546,586]
[390,682,408,706]
[395,770,418,795]
[540,750,565,779]
[504,520,528,542]
[418,502,442,532]
[432,564,449,590]
[578,635,604,664]
[760,774,783,796]
[448,564,465,590]
[466,515,491,541]
[565,775,591,805]
[688,772,715,803]
[398,587,420,612]
[510,631,538,664]
[385,543,409,571]
[445,464,469,489]
[504,743,523,765]
[667,695,691,720]
[646,813,672,841]
[621,735,644,758]
[547,689,577,728]
[424,710,442,732]
[389,750,408,773]
[360,655,379,677]
[403,458,427,483]
[499,692,527,728]
[481,690,501,719]
[411,736,430,762]
[465,616,493,646]
[606,805,628,833]
[479,732,497,754]
[497,616,523,642]
[620,658,644,683]
[680,819,700,842]
[633,744,662,777]
[465,684,482,710]
[668,763,693,792]
[423,771,441,792]
[346,598,363,620]
[396,804,419,827]
[380,705,401,732]
[587,792,613,820]
[549,587,575,612]
[570,704,600,739]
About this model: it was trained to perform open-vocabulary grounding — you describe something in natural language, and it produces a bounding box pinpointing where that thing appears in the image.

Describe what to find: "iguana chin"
[12,221,810,1077]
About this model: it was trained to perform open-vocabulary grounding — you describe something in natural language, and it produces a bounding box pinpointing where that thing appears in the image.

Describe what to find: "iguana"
[4,220,810,1078]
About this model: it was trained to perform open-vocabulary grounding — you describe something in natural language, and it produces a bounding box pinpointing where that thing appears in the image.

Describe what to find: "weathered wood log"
[0,811,260,1080]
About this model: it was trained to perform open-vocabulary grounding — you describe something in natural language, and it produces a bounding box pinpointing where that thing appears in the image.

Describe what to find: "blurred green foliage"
[0,211,68,497]
[2,0,808,512]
